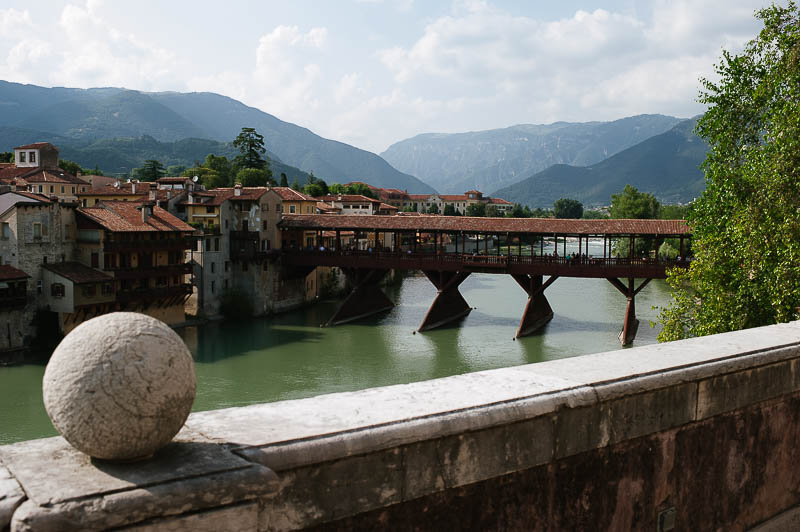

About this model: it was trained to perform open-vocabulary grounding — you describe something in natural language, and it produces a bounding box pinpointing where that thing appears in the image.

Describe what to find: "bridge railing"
[284,248,690,269]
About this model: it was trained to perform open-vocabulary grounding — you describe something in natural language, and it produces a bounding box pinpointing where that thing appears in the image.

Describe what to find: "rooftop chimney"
[149,189,156,201]
[139,200,155,224]
[131,182,136,195]
[234,183,242,197]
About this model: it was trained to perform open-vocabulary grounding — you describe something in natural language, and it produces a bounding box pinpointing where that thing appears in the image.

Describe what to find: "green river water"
[0,267,672,445]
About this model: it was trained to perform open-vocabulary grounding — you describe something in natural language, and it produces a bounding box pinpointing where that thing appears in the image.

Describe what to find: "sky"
[0,0,772,153]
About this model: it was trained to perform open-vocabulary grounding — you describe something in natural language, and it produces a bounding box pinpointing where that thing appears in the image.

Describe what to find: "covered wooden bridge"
[278,214,691,345]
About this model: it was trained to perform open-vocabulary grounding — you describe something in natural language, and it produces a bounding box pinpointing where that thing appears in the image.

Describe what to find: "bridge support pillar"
[327,268,394,326]
[607,277,652,346]
[419,271,472,331]
[512,274,558,337]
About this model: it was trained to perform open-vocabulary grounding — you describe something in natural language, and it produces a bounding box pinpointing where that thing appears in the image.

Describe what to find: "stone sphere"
[43,312,196,460]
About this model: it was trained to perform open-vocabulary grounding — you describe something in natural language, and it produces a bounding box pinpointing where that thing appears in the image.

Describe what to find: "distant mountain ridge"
[381,115,684,194]
[492,118,707,208]
[0,80,434,193]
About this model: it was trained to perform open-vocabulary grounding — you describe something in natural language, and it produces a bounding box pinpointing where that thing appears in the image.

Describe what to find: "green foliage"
[58,159,82,176]
[443,203,457,216]
[485,204,500,217]
[232,127,267,170]
[280,172,288,187]
[610,185,660,219]
[658,242,679,260]
[166,164,186,176]
[610,185,661,258]
[402,204,416,212]
[465,202,486,217]
[236,167,274,187]
[553,198,583,218]
[291,179,300,191]
[327,182,376,198]
[659,203,692,219]
[582,210,609,219]
[659,2,800,341]
[302,182,326,197]
[529,207,553,218]
[427,203,440,214]
[0,152,13,163]
[135,159,165,181]
[219,288,253,320]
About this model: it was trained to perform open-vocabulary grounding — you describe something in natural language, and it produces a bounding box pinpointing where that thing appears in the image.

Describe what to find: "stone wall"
[4,322,800,530]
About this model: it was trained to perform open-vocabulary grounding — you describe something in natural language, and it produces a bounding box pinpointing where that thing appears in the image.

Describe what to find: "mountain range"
[381,114,685,195]
[0,81,434,193]
[492,118,707,208]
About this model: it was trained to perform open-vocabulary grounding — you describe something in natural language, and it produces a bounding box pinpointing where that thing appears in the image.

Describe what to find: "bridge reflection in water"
[278,215,691,345]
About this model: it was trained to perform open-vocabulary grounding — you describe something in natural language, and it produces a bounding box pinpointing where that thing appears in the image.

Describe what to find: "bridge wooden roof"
[278,214,691,236]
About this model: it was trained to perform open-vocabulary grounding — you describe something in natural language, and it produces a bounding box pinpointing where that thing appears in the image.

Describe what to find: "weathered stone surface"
[0,459,26,530]
[42,312,196,460]
[2,436,277,531]
[122,502,259,532]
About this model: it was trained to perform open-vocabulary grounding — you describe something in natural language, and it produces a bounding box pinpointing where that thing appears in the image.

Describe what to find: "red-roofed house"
[71,200,195,330]
[0,143,90,201]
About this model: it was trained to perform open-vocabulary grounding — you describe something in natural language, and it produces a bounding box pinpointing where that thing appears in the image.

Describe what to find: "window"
[42,256,47,264]
[205,239,210,252]
[211,262,215,273]
[82,199,87,207]
[51,283,65,298]
[1,222,9,240]
[19,152,25,163]
[214,238,219,252]
[210,280,215,294]
[61,186,65,194]
[262,221,267,230]
[289,205,296,213]
[102,283,114,295]
[206,206,214,214]
[280,205,284,213]
[224,261,229,272]
[33,223,41,239]
[29,151,35,163]
[91,252,99,268]
[263,203,269,211]
[49,186,54,194]
[71,187,75,194]
[38,185,43,193]
[36,280,42,294]
[82,285,96,297]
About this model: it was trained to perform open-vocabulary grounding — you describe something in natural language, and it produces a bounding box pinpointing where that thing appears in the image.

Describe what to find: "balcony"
[105,263,192,280]
[116,283,192,304]
[103,237,194,252]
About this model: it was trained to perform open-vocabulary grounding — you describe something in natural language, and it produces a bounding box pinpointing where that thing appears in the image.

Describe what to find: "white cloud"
[0,8,33,39]
[249,25,328,124]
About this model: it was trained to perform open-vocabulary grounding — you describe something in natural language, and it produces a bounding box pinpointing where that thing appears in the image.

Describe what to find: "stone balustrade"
[3,321,800,530]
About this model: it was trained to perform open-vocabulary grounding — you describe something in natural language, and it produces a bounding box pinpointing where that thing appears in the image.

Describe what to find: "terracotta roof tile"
[78,200,195,233]
[270,187,315,201]
[0,264,30,281]
[14,142,56,150]
[278,214,691,236]
[20,168,90,186]
[315,194,380,203]
[43,262,113,284]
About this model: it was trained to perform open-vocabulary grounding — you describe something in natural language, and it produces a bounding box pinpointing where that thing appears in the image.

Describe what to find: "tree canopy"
[553,198,583,219]
[135,159,165,181]
[610,185,660,219]
[659,2,800,341]
[232,127,268,170]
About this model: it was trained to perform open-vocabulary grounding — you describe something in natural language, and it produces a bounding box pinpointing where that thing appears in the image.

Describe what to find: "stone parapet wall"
[3,322,800,530]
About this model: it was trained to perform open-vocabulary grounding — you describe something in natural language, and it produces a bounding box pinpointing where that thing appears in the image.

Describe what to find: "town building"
[73,200,195,331]
[0,264,30,352]
[0,143,90,201]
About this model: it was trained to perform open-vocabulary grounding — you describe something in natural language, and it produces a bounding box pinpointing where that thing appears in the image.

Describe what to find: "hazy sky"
[0,0,770,153]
